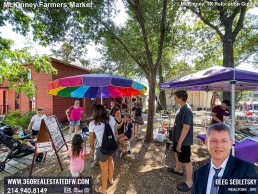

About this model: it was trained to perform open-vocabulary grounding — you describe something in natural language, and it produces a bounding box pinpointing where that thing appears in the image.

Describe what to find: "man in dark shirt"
[168,90,193,192]
[211,100,231,124]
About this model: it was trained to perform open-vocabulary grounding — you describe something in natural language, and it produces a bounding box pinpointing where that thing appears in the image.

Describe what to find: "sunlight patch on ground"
[107,174,120,193]
[125,184,137,194]
[138,166,163,173]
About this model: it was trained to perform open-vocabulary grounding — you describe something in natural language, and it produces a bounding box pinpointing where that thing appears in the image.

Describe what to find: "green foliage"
[0,39,57,97]
[4,111,36,129]
[51,43,75,64]
[0,2,60,97]
[182,0,257,67]
[234,13,258,66]
[237,91,252,102]
[188,12,258,68]
[98,0,183,82]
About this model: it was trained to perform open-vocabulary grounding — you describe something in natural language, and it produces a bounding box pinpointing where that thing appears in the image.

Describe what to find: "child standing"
[118,114,134,154]
[67,134,91,177]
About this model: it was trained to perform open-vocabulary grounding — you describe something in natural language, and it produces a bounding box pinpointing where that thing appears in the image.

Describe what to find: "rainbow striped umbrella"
[48,74,146,103]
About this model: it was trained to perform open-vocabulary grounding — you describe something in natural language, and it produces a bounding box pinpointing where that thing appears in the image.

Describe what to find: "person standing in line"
[27,107,47,138]
[89,105,116,194]
[211,100,230,124]
[91,98,96,115]
[192,123,257,194]
[109,100,116,116]
[66,100,83,138]
[168,90,193,192]
[131,98,143,139]
[130,98,137,115]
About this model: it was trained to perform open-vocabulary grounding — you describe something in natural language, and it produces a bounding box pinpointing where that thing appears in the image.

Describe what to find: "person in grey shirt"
[168,90,193,192]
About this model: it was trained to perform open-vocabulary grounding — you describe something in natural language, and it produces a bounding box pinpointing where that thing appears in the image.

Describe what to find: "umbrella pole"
[231,80,236,156]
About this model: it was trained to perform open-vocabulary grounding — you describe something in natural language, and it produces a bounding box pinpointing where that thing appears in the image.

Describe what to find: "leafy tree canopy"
[0,2,57,97]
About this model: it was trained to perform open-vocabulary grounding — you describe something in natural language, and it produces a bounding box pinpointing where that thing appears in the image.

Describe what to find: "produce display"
[235,130,249,143]
[240,128,257,137]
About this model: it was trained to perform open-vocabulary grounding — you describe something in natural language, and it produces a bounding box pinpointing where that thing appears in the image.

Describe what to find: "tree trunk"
[222,38,234,101]
[158,64,167,110]
[222,38,234,68]
[145,74,156,143]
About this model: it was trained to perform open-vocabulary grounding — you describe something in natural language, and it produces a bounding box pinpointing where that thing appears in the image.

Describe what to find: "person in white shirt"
[27,107,47,138]
[88,105,116,194]
[192,123,257,194]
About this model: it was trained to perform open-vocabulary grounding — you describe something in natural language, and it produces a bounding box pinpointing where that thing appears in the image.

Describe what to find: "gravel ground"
[0,118,210,194]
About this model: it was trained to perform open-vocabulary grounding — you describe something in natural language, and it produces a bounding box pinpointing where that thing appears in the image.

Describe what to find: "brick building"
[0,57,95,121]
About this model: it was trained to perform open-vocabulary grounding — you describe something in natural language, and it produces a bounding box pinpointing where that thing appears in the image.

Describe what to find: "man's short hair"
[221,100,231,107]
[173,90,188,101]
[207,123,232,139]
[75,100,80,104]
[37,107,44,111]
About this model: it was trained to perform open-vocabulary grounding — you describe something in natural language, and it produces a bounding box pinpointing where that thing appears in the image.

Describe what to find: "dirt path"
[0,120,210,194]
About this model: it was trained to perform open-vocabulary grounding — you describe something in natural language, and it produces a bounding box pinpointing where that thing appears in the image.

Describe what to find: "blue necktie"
[210,167,222,194]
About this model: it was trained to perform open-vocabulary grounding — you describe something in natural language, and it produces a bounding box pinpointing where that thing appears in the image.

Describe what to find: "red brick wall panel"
[51,60,89,121]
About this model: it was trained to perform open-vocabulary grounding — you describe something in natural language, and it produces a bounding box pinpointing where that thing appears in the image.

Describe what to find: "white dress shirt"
[206,156,229,194]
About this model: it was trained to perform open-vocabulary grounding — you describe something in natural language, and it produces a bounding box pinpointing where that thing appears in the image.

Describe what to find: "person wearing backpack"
[89,105,117,194]
[132,98,144,139]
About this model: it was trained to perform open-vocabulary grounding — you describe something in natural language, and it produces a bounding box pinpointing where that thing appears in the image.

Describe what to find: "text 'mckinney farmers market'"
[3,2,93,8]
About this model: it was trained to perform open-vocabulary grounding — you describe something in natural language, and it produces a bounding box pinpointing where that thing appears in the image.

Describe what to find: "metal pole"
[101,87,103,105]
[251,92,254,111]
[205,87,209,128]
[231,80,236,156]
[205,91,208,128]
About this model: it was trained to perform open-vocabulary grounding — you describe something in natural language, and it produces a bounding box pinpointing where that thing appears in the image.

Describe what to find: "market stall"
[160,66,258,161]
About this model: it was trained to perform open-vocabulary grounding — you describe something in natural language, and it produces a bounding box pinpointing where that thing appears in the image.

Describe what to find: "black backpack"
[100,123,118,155]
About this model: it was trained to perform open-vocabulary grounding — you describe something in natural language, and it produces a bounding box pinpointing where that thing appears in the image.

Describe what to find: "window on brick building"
[29,97,36,111]
[15,93,20,110]
[28,69,31,80]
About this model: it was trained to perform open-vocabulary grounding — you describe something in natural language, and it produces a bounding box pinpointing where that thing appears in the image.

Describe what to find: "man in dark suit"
[192,123,257,194]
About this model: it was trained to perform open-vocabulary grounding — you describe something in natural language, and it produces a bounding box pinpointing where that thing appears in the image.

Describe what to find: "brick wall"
[51,59,89,121]
[20,67,53,116]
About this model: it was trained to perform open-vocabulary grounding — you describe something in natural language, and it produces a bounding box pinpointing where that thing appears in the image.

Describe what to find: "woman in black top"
[112,106,125,140]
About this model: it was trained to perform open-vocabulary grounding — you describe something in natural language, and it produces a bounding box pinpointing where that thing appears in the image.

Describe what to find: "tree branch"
[126,0,136,9]
[128,0,154,69]
[229,5,242,21]
[154,0,168,72]
[112,34,149,75]
[215,0,227,25]
[96,17,149,76]
[232,6,247,40]
[185,6,224,39]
